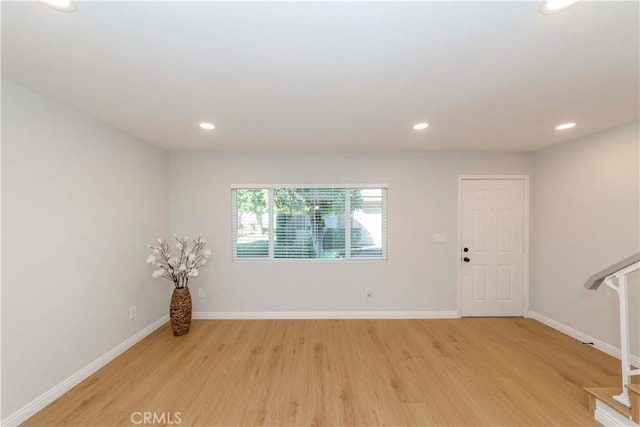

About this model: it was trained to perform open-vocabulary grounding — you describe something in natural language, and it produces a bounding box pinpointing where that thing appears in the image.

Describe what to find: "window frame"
[231,184,388,262]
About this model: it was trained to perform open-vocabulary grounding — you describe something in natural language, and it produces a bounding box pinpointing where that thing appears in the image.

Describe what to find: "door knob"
[463,257,470,262]
[463,247,469,252]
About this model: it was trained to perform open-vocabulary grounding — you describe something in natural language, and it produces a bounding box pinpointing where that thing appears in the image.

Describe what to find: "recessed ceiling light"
[555,122,576,130]
[37,0,77,12]
[199,122,215,131]
[413,123,429,130]
[540,0,580,15]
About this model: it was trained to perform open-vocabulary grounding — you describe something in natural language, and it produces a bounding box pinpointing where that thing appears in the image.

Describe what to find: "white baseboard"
[527,311,640,367]
[1,315,169,427]
[594,399,638,427]
[192,310,460,320]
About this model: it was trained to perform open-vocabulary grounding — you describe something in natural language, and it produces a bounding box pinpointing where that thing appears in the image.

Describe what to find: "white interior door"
[461,179,525,316]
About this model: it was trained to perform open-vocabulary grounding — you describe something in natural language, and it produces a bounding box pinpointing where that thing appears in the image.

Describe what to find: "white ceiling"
[2,1,639,152]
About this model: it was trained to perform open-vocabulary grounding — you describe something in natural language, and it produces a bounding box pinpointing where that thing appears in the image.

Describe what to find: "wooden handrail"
[583,253,640,290]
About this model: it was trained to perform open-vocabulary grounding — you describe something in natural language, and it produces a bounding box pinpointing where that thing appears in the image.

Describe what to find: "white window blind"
[232,186,387,260]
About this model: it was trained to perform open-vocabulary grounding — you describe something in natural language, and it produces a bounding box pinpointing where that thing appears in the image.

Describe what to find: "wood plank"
[23,318,617,426]
[584,387,631,418]
[629,384,640,423]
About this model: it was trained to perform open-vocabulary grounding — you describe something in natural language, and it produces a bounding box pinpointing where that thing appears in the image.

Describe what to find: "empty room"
[1,0,639,426]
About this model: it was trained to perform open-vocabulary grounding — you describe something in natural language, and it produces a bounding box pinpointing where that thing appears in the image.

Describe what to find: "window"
[233,186,387,260]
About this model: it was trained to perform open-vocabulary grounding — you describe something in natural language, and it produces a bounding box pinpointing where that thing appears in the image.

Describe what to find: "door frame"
[457,175,530,317]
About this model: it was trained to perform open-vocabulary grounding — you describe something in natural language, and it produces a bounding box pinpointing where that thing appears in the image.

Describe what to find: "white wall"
[1,81,170,417]
[169,151,532,314]
[532,122,640,356]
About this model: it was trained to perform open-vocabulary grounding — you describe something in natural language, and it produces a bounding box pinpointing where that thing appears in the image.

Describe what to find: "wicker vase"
[170,287,192,336]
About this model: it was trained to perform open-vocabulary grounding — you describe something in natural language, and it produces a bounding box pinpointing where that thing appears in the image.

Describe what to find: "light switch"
[433,233,447,243]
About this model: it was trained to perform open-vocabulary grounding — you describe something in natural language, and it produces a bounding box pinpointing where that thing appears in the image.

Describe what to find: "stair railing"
[585,253,640,408]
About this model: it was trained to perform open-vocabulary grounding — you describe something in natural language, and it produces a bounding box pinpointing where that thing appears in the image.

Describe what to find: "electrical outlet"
[366,288,373,297]
[198,288,205,298]
[130,305,137,319]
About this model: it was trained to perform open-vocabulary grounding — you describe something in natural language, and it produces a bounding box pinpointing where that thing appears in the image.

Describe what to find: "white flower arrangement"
[147,234,211,289]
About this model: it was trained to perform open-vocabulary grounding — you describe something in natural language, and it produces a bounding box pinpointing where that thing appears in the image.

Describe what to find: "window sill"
[231,258,388,264]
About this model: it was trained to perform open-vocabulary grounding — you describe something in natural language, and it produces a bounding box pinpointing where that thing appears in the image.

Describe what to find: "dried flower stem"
[147,234,211,289]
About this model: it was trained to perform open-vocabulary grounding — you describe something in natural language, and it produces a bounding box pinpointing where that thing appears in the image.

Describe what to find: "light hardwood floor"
[24,318,623,426]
